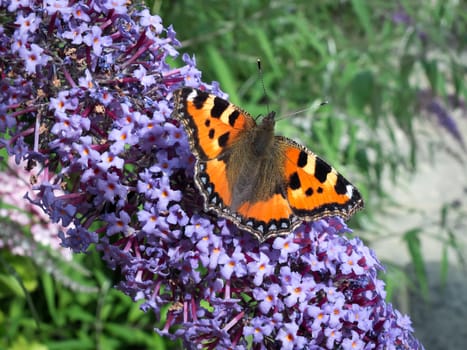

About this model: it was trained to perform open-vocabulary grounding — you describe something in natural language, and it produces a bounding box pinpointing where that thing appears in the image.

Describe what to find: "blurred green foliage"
[0,244,180,349]
[1,1,466,349]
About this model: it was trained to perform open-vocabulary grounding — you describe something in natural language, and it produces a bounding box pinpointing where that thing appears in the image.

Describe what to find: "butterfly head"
[251,111,277,156]
[258,111,276,130]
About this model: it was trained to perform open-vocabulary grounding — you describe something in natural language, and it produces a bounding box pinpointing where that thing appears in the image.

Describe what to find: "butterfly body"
[173,87,363,241]
[222,111,281,209]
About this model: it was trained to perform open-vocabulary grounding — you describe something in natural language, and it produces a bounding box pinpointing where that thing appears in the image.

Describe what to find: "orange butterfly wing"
[234,193,299,237]
[173,88,255,160]
[218,136,363,240]
[278,136,363,222]
[173,87,254,210]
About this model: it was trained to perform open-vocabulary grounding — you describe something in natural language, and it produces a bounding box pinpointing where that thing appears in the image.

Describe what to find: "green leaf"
[10,336,48,350]
[348,70,374,114]
[48,338,95,350]
[105,322,146,342]
[254,28,280,76]
[149,0,162,14]
[41,272,58,323]
[447,230,465,267]
[0,273,25,298]
[312,119,338,165]
[440,243,448,288]
[350,0,373,39]
[294,16,327,58]
[403,228,429,300]
[205,44,239,103]
[346,123,358,163]
[440,203,449,228]
[381,264,409,302]
[67,304,95,323]
[421,59,438,91]
[200,299,214,312]
[399,55,415,85]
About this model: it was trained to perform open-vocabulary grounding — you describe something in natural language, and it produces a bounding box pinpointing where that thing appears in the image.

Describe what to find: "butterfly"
[173,87,363,241]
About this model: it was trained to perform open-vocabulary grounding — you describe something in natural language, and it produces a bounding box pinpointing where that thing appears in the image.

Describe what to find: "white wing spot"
[187,90,198,101]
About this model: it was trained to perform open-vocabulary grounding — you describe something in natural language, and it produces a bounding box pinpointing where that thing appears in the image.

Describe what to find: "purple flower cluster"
[390,5,466,150]
[417,89,465,149]
[0,1,424,349]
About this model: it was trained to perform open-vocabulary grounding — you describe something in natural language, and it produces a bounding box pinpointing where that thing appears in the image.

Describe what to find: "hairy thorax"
[226,115,286,209]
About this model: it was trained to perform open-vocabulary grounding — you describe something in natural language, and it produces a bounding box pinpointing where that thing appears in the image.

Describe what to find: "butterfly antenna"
[257,59,270,115]
[276,100,330,121]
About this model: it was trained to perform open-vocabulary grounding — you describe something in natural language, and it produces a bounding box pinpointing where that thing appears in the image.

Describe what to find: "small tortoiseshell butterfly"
[173,87,363,241]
